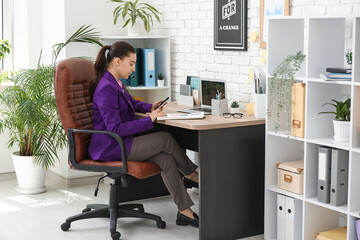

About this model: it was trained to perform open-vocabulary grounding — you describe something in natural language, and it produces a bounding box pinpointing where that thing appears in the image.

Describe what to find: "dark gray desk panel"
[199,124,265,240]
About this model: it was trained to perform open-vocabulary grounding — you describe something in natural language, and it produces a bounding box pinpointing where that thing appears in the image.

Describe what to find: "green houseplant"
[230,101,240,113]
[0,25,102,194]
[0,39,12,74]
[267,51,306,133]
[110,0,160,35]
[318,98,351,141]
[157,72,165,87]
[0,39,11,61]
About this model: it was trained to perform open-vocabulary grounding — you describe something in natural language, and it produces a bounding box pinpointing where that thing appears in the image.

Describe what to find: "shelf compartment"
[264,190,303,240]
[306,197,348,215]
[306,81,351,140]
[265,135,304,188]
[352,86,360,148]
[267,18,305,77]
[349,152,360,213]
[307,18,346,78]
[303,202,345,240]
[304,142,350,201]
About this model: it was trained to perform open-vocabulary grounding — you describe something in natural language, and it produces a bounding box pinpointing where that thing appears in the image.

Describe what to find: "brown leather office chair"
[54,58,166,240]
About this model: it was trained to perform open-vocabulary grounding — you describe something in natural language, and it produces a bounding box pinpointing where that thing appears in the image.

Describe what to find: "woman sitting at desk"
[88,41,200,228]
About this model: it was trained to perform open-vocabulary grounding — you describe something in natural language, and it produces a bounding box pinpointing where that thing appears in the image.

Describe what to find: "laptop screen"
[201,79,226,107]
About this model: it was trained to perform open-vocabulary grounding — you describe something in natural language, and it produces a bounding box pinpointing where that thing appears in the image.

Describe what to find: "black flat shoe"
[182,176,199,189]
[176,212,199,228]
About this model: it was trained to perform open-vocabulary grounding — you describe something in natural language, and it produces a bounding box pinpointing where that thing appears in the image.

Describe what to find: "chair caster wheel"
[157,220,166,229]
[61,222,70,231]
[82,208,91,213]
[111,231,121,240]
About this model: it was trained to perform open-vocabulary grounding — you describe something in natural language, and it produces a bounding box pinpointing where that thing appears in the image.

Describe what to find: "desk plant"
[157,72,165,87]
[230,101,240,113]
[110,0,161,33]
[267,51,306,133]
[319,98,351,141]
[0,25,102,194]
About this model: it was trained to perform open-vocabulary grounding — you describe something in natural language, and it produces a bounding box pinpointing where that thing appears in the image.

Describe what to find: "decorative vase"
[126,22,141,36]
[157,79,165,87]
[333,119,350,142]
[12,152,46,194]
[230,107,240,114]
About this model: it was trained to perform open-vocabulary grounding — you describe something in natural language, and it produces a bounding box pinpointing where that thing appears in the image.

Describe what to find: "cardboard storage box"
[277,160,304,195]
[315,227,347,240]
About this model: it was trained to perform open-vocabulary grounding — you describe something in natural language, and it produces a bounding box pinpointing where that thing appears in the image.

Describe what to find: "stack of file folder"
[317,146,348,206]
[320,67,352,81]
[125,48,156,87]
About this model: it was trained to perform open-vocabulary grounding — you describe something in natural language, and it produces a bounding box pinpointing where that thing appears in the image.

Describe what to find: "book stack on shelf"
[320,68,352,81]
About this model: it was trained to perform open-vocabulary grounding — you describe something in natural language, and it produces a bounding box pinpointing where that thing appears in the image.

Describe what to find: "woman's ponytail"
[90,45,111,100]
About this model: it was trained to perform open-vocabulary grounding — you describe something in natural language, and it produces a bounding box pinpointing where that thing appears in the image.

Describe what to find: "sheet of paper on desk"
[157,112,205,120]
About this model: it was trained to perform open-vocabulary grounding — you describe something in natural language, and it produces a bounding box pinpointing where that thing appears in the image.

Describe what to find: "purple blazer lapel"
[103,71,135,112]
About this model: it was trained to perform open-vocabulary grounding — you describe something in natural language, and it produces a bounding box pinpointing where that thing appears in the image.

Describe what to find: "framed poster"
[260,0,290,49]
[214,0,247,51]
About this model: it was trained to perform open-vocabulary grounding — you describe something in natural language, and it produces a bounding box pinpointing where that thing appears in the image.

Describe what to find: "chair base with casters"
[60,173,166,240]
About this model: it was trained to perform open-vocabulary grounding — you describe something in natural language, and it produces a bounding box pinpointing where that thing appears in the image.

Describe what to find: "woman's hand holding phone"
[151,97,169,112]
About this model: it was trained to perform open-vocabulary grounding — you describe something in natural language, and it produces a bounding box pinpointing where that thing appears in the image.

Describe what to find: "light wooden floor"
[0,173,264,240]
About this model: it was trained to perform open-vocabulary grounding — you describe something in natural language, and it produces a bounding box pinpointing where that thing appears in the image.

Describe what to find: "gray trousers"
[127,132,198,211]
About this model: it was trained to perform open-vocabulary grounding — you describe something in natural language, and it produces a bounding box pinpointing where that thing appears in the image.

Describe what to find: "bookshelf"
[101,36,171,103]
[265,16,360,240]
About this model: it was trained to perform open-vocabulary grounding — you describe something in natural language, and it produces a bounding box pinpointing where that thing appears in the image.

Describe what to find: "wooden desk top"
[137,102,265,130]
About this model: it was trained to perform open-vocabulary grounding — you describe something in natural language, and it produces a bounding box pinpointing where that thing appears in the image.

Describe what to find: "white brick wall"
[149,0,359,108]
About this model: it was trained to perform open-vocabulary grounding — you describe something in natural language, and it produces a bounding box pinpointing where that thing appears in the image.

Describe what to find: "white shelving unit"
[101,36,171,103]
[265,16,360,240]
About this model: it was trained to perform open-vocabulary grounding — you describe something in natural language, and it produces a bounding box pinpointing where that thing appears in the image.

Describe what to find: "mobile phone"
[156,97,169,110]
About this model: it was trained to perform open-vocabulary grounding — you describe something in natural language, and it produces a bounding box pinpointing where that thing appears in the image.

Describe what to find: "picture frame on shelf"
[260,0,290,49]
[214,0,247,51]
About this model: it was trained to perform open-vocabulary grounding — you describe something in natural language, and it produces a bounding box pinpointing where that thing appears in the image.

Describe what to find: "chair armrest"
[67,128,128,174]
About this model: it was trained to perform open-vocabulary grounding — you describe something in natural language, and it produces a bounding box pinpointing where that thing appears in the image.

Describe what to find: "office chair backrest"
[54,58,95,163]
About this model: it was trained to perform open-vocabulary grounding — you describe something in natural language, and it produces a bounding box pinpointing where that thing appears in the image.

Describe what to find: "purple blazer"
[88,71,153,161]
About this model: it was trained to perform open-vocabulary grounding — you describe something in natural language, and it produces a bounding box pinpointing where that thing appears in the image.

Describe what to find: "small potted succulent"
[157,72,165,87]
[318,98,351,142]
[230,101,240,113]
[110,0,161,36]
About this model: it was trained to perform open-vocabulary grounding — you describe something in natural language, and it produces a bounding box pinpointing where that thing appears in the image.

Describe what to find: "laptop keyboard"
[191,107,211,113]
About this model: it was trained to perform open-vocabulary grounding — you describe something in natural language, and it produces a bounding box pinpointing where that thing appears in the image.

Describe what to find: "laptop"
[178,79,226,115]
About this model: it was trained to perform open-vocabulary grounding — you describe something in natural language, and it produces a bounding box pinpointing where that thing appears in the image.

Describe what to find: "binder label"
[318,152,326,181]
[148,51,154,70]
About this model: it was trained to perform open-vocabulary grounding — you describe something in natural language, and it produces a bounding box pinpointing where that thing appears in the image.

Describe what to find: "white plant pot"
[333,119,350,142]
[12,152,46,194]
[157,79,165,87]
[126,22,141,36]
[230,107,240,114]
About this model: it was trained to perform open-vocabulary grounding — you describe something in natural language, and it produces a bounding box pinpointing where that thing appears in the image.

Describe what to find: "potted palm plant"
[318,98,351,142]
[110,0,161,36]
[0,25,102,194]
